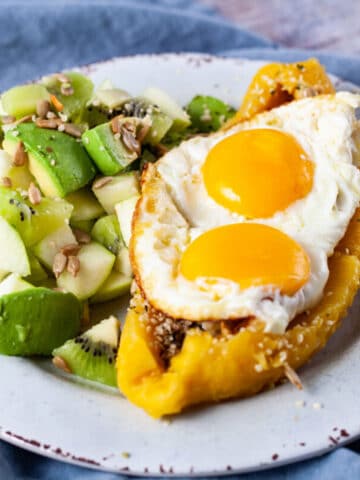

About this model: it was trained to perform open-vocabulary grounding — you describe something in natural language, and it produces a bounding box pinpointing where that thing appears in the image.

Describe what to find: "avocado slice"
[0,288,82,356]
[82,122,138,176]
[4,123,96,197]
[91,215,123,254]
[70,219,95,233]
[92,172,140,214]
[90,271,131,304]
[0,216,30,276]
[57,242,115,300]
[0,187,73,247]
[186,95,236,133]
[53,316,120,387]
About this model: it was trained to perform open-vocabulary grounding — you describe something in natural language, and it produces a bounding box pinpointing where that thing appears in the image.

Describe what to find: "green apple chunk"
[0,273,33,295]
[33,224,77,270]
[90,272,131,304]
[92,172,139,214]
[0,216,30,276]
[26,253,48,284]
[66,188,104,222]
[0,149,33,189]
[91,215,123,254]
[82,123,138,176]
[57,242,115,300]
[142,87,190,131]
[115,246,133,277]
[1,84,50,118]
[4,123,96,197]
[0,288,82,356]
[0,187,73,246]
[115,195,140,247]
[53,316,120,387]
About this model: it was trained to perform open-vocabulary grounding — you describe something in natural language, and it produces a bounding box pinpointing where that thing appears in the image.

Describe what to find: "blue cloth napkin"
[1,1,359,478]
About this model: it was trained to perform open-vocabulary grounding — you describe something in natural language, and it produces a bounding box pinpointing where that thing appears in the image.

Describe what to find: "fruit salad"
[0,71,235,386]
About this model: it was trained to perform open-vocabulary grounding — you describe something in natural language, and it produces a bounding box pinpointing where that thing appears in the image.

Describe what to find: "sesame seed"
[295,400,306,408]
[312,402,323,410]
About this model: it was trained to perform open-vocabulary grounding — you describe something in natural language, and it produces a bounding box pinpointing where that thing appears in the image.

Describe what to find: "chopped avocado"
[142,87,190,131]
[26,253,48,284]
[90,272,131,304]
[82,122,138,176]
[0,273,33,295]
[1,84,50,118]
[91,215,123,254]
[33,224,77,270]
[0,187,73,246]
[186,95,235,133]
[115,195,140,247]
[66,188,104,222]
[0,288,82,356]
[0,149,34,189]
[53,316,120,387]
[114,246,133,277]
[0,216,30,276]
[57,242,115,300]
[70,218,95,233]
[92,172,140,214]
[42,72,94,122]
[4,123,96,197]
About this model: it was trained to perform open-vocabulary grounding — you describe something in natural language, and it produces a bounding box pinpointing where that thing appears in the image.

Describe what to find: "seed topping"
[13,141,28,166]
[93,176,113,189]
[28,182,42,205]
[67,255,81,277]
[53,252,68,278]
[36,99,51,119]
[60,243,81,256]
[1,177,12,188]
[53,356,72,374]
[73,228,91,244]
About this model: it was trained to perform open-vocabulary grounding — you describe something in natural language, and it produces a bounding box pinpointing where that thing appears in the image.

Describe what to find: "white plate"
[0,53,359,476]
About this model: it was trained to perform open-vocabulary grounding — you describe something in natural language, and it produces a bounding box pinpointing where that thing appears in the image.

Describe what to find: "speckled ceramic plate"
[0,53,359,476]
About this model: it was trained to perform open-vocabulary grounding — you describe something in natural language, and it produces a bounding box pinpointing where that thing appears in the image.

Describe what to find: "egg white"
[132,93,360,333]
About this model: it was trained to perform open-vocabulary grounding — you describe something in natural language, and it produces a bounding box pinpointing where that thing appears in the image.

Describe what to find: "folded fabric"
[0,0,359,479]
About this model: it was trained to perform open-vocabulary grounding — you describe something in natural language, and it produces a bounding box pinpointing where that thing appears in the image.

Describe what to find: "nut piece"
[1,115,16,124]
[13,141,28,167]
[67,255,81,277]
[63,123,82,138]
[60,243,81,256]
[36,99,51,119]
[28,182,42,205]
[1,177,12,188]
[14,114,33,125]
[284,363,303,390]
[73,228,91,245]
[121,127,141,155]
[35,118,62,129]
[53,356,72,374]
[93,176,113,189]
[53,252,68,278]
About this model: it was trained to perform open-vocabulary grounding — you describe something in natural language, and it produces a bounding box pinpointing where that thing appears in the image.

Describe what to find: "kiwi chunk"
[52,316,120,387]
[186,95,235,133]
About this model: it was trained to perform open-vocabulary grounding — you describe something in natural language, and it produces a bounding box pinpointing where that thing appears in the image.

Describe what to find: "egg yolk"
[202,128,314,218]
[180,223,310,295]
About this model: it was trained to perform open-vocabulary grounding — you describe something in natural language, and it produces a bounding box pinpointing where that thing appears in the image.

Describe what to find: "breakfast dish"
[0,54,359,474]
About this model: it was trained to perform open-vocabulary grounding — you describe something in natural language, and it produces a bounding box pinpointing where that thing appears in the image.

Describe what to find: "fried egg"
[131,93,360,333]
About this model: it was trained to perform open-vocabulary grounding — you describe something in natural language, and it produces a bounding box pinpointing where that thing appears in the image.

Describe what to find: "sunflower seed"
[67,255,80,277]
[1,115,16,124]
[53,252,68,278]
[36,99,51,118]
[28,182,42,205]
[60,243,81,256]
[121,127,141,155]
[53,356,72,374]
[62,123,82,138]
[73,228,91,244]
[1,177,12,188]
[13,141,28,166]
[93,176,113,189]
[35,118,62,129]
